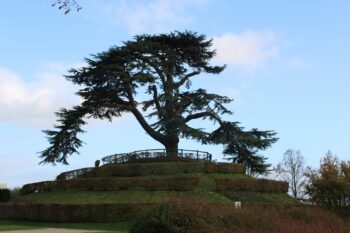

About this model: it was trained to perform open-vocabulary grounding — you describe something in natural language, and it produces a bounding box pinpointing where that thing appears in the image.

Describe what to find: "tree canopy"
[40,31,277,165]
[306,151,350,206]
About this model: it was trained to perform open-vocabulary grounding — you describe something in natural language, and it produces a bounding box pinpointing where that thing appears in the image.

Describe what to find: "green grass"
[0,220,131,232]
[15,173,295,205]
[16,190,235,204]
[15,173,253,205]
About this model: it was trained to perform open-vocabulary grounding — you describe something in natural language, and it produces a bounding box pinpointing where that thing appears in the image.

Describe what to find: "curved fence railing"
[56,167,94,180]
[101,149,212,165]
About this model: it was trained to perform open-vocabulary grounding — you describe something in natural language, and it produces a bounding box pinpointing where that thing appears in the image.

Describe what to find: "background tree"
[40,31,277,164]
[52,0,82,14]
[305,151,350,206]
[276,149,307,199]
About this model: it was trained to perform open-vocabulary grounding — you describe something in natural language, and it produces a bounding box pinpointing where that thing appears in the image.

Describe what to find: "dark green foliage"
[20,177,200,194]
[0,203,147,222]
[0,189,10,202]
[40,31,277,164]
[209,121,276,176]
[215,178,289,193]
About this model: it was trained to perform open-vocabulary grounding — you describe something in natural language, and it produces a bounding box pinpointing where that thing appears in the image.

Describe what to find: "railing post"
[196,150,199,159]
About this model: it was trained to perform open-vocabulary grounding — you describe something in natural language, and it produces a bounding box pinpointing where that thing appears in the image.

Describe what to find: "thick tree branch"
[184,111,223,124]
[131,107,165,144]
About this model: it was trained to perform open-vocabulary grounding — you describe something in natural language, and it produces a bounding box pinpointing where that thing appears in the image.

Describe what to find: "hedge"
[21,176,200,194]
[56,161,246,180]
[0,202,150,222]
[204,162,245,174]
[80,162,205,178]
[0,189,10,202]
[215,178,289,193]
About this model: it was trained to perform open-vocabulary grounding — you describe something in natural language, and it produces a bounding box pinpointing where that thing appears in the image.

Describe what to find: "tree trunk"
[165,138,179,160]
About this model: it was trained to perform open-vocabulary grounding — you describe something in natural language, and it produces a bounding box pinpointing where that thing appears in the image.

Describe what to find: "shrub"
[91,162,204,177]
[215,178,288,193]
[205,162,245,174]
[130,200,214,233]
[0,189,10,202]
[131,200,350,233]
[20,177,200,194]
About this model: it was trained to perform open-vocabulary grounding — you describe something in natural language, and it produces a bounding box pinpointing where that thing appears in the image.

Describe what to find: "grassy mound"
[16,167,294,205]
[0,160,294,223]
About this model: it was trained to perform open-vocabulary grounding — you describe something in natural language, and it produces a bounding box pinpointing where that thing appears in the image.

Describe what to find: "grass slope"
[16,173,295,205]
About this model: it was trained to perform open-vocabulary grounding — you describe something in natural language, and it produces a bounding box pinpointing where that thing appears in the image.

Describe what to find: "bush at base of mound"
[130,200,214,233]
[130,200,350,233]
[21,177,200,194]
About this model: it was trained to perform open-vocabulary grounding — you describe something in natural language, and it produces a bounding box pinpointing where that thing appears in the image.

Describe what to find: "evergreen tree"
[209,121,276,176]
[40,31,277,164]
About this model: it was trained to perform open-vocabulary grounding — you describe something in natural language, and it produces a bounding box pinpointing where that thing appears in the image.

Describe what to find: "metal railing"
[101,149,212,165]
[56,167,94,180]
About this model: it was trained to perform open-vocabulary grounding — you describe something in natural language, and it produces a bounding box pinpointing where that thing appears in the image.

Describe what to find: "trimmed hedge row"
[215,178,289,193]
[82,162,205,178]
[0,202,149,222]
[0,189,10,202]
[65,161,245,179]
[205,162,245,174]
[21,176,200,194]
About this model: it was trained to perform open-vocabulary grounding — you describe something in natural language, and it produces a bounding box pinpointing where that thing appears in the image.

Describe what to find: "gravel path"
[0,228,102,233]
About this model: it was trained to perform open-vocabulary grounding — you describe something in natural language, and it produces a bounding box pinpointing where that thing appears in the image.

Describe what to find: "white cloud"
[88,0,208,34]
[212,30,279,70]
[0,66,80,128]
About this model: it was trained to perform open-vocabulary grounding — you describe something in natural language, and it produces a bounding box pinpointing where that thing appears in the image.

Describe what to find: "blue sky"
[1,0,349,188]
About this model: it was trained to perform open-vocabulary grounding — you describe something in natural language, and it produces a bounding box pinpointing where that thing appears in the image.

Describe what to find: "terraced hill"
[1,159,295,222]
[17,160,292,204]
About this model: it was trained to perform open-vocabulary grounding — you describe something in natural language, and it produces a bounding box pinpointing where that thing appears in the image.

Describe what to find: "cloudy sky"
[1,0,349,187]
